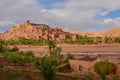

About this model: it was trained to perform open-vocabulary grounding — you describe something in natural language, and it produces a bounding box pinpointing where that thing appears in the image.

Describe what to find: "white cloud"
[104,17,120,26]
[39,0,120,31]
[0,20,15,33]
[0,21,15,27]
[0,0,120,32]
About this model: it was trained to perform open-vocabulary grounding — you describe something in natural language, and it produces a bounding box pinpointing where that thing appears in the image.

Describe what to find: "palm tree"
[47,40,56,54]
[0,39,4,52]
[36,56,58,80]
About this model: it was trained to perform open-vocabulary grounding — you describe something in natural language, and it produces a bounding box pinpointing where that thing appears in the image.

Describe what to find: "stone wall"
[69,55,120,75]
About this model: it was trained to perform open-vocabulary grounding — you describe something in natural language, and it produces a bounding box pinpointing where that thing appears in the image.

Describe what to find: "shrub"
[0,70,23,80]
[25,51,34,57]
[1,51,35,64]
[64,53,74,63]
[94,61,116,80]
[9,46,19,52]
[74,35,94,44]
[115,37,120,43]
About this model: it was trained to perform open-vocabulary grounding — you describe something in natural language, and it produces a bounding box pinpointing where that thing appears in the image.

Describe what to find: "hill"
[104,27,120,37]
[0,21,78,41]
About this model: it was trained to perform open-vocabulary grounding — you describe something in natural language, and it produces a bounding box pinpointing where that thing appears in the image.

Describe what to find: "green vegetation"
[4,37,48,46]
[63,36,120,44]
[0,38,120,80]
[74,35,94,44]
[63,53,75,63]
[0,69,41,80]
[115,37,120,43]
[47,40,63,65]
[2,35,120,45]
[0,40,64,80]
[0,70,23,80]
[0,46,35,64]
[0,35,96,46]
[0,39,5,52]
[63,35,94,44]
[94,61,116,80]
[36,56,58,80]
[35,40,62,80]
[106,37,112,43]
[47,40,56,53]
[8,46,19,52]
[6,51,35,64]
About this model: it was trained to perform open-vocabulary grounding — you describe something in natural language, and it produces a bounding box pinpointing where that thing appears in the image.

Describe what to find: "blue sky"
[104,10,120,18]
[96,9,120,19]
[0,0,120,33]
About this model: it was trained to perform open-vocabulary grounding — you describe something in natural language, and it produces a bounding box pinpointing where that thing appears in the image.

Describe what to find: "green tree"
[47,40,56,54]
[50,47,62,64]
[36,56,58,80]
[47,40,63,65]
[94,61,116,80]
[0,39,5,52]
[0,39,7,52]
[35,39,63,80]
[0,40,3,52]
[115,37,120,43]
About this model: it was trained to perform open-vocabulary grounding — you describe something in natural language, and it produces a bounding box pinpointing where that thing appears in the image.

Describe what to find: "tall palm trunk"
[101,74,106,80]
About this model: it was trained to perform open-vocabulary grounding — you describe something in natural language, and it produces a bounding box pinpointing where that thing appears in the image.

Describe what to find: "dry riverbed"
[17,44,120,56]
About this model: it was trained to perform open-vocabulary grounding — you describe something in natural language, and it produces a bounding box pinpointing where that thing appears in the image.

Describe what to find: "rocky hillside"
[64,30,104,37]
[0,21,78,41]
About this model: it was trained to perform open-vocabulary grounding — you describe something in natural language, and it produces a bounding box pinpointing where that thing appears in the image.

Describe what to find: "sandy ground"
[17,44,120,56]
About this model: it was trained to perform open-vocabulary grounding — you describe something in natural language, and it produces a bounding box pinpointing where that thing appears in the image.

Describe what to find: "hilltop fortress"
[0,21,78,41]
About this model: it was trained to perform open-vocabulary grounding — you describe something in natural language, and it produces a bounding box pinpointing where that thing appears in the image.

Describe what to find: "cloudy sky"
[0,0,120,33]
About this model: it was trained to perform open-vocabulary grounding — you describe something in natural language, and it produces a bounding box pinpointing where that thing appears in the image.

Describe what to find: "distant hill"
[104,27,120,37]
[0,21,78,41]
